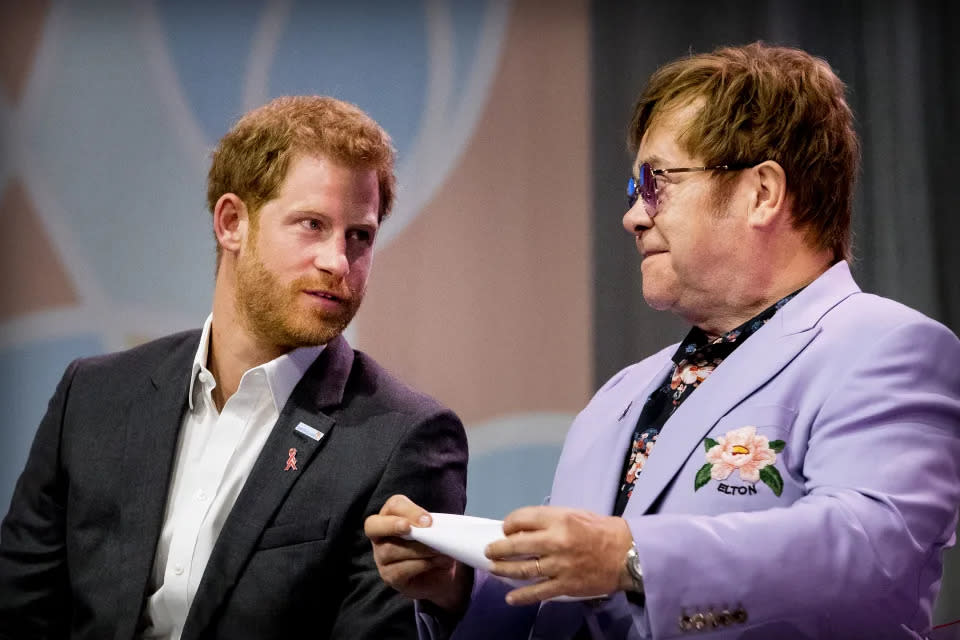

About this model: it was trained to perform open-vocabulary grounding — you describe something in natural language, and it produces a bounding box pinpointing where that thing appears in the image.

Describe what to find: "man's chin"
[281,328,339,348]
[641,289,674,312]
[283,316,353,347]
[639,272,681,312]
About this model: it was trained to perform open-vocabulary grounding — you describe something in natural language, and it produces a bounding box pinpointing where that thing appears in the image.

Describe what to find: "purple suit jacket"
[434,262,960,639]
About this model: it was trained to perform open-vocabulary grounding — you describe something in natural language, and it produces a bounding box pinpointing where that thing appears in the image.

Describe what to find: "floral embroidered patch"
[694,426,785,496]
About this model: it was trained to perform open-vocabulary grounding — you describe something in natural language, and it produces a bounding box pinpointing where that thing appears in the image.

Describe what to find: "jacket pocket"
[257,515,330,550]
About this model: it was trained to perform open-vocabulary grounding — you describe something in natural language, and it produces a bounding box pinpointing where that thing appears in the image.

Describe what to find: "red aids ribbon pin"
[285,448,298,471]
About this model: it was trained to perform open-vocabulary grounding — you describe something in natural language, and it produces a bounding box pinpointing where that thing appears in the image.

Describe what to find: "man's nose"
[622,198,653,235]
[313,236,350,277]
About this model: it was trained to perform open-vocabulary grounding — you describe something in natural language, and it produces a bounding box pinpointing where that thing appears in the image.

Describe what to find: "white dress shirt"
[140,315,323,639]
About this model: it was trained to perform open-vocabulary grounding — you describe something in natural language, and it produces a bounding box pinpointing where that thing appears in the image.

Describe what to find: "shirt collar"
[188,315,214,411]
[188,314,325,413]
[671,287,805,365]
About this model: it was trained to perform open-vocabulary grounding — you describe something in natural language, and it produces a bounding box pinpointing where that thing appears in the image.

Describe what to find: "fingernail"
[418,514,431,526]
[505,594,516,606]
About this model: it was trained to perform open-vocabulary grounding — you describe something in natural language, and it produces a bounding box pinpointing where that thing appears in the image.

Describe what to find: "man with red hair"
[0,96,468,640]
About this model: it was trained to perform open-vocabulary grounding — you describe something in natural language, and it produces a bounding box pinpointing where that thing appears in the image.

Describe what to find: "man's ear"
[212,193,249,255]
[747,160,788,229]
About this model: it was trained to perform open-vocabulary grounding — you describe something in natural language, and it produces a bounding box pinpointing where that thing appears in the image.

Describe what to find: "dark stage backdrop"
[591,0,960,624]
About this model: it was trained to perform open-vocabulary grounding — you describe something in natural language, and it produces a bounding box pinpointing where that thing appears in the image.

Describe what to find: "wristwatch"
[624,541,645,593]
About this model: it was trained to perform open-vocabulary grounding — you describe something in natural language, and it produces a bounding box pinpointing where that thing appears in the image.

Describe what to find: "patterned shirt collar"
[671,288,804,366]
[612,285,806,516]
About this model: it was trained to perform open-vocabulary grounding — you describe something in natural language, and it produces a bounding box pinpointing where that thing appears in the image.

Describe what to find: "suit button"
[691,613,706,630]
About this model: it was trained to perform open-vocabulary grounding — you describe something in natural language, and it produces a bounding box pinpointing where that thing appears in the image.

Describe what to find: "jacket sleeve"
[415,569,539,640]
[328,408,469,640]
[0,360,80,640]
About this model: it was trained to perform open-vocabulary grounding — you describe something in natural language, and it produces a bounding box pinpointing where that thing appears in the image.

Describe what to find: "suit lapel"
[623,262,861,517]
[115,332,199,640]
[182,336,354,639]
[622,325,818,517]
[576,361,674,514]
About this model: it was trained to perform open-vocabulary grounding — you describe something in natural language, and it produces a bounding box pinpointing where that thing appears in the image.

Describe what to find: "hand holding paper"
[405,512,612,602]
[365,495,474,614]
[366,497,628,612]
[402,513,509,577]
[483,506,633,606]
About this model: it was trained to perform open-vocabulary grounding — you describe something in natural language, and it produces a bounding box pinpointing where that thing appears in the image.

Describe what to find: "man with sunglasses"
[366,43,960,639]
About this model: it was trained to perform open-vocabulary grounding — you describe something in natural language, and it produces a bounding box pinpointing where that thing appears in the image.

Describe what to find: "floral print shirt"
[612,289,802,516]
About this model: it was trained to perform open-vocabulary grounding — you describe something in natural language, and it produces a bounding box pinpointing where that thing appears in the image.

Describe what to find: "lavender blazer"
[439,262,960,640]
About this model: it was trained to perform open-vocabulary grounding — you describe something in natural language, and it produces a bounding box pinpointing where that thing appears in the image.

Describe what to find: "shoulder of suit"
[822,291,956,340]
[70,329,201,378]
[348,348,458,420]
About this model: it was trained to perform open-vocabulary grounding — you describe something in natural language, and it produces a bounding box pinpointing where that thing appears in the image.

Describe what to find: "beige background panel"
[0,179,78,320]
[355,0,592,425]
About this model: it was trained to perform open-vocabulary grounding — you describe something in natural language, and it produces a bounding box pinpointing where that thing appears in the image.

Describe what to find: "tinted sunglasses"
[627,162,754,216]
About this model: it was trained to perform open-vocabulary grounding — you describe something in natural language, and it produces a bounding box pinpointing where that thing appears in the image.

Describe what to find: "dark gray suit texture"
[0,330,468,639]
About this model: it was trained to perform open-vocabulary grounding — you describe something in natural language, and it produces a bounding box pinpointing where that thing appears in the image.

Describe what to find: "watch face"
[626,546,644,588]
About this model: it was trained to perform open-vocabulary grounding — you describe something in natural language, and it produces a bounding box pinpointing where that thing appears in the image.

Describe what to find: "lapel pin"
[294,422,325,441]
[284,448,298,471]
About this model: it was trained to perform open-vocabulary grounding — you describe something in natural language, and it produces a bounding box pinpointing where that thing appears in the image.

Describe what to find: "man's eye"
[347,229,372,243]
[301,219,322,231]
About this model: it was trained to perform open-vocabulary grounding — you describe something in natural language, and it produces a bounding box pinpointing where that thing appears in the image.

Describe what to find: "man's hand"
[484,506,634,606]
[364,494,474,614]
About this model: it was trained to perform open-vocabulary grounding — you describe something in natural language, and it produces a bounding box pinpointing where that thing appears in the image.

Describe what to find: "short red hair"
[207,96,396,263]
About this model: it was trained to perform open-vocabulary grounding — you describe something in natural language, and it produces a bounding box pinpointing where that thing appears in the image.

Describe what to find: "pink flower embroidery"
[704,425,776,483]
[673,362,715,387]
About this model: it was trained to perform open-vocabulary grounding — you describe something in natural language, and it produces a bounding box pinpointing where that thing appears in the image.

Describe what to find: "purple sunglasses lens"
[639,163,657,210]
[627,164,658,213]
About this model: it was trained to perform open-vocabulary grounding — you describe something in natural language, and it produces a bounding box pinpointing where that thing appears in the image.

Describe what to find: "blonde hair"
[629,43,860,261]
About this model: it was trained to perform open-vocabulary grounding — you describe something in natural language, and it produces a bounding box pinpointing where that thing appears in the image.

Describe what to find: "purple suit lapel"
[623,262,861,517]
[550,357,674,514]
[592,363,674,513]
[622,325,818,517]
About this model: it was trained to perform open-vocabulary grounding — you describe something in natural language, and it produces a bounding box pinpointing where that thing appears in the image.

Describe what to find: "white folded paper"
[404,513,604,602]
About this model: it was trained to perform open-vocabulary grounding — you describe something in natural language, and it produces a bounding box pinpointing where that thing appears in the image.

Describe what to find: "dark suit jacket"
[0,330,468,640]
